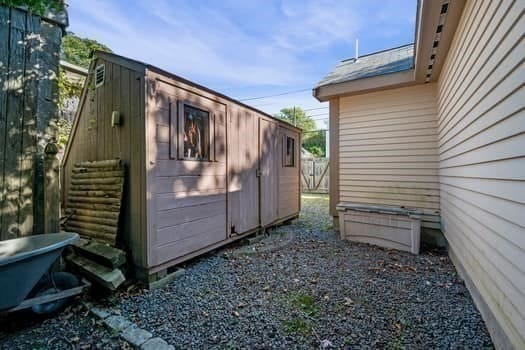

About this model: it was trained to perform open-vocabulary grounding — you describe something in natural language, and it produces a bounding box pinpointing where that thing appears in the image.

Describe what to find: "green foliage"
[302,129,326,158]
[0,0,63,14]
[57,68,83,109]
[273,107,316,132]
[61,32,112,68]
[56,117,71,149]
[274,107,326,157]
[291,293,319,317]
[283,293,319,336]
[55,69,83,149]
[283,317,312,336]
[55,33,110,148]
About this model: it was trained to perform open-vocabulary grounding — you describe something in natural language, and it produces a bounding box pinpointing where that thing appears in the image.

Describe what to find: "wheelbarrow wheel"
[31,272,80,314]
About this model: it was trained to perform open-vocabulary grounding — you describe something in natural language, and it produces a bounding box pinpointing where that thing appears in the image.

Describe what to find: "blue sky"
[68,0,416,128]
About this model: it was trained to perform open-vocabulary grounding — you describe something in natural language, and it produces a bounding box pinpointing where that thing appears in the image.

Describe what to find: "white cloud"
[275,1,362,51]
[68,0,308,86]
[67,0,415,110]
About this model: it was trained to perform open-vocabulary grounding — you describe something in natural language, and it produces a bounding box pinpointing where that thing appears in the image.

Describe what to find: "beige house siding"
[338,84,440,229]
[436,0,525,348]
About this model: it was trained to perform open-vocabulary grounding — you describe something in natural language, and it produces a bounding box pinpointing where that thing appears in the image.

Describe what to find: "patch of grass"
[282,292,319,336]
[321,222,333,231]
[283,317,313,336]
[291,293,319,317]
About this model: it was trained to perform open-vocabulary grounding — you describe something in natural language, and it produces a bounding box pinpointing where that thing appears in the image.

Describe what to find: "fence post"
[44,142,60,233]
[312,160,316,191]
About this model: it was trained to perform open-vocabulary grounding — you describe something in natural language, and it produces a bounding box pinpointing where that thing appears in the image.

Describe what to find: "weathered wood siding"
[436,1,525,348]
[145,72,228,268]
[0,6,65,240]
[61,57,147,267]
[338,84,440,229]
[278,125,300,219]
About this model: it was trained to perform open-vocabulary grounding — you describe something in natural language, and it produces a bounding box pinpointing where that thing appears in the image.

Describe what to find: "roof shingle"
[316,44,414,88]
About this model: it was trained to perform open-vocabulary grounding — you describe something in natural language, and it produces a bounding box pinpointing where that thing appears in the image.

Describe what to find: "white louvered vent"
[95,64,105,87]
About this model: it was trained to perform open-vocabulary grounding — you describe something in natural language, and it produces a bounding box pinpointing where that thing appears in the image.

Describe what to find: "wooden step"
[72,238,127,269]
[66,254,125,291]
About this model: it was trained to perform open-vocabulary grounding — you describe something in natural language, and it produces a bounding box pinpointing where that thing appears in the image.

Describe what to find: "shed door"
[228,110,259,234]
[259,118,279,226]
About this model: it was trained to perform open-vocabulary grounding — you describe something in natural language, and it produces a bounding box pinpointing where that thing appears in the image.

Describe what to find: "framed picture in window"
[177,101,215,161]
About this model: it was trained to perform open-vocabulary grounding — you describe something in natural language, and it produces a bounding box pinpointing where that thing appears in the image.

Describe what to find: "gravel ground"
[1,194,493,349]
[0,303,127,349]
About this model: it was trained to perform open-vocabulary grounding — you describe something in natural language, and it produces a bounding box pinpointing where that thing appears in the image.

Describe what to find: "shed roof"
[316,44,414,88]
[60,60,88,76]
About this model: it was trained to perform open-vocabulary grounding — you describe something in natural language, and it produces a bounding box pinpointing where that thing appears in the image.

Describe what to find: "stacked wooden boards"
[64,159,124,245]
[66,238,127,290]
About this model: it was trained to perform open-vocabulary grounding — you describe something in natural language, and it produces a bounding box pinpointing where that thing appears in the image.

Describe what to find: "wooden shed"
[62,51,301,278]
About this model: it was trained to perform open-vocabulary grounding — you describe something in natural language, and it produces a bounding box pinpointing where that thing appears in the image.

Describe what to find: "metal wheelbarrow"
[0,232,90,314]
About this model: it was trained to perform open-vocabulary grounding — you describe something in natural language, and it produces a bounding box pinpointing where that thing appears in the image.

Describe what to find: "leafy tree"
[274,107,326,157]
[302,130,326,158]
[0,0,63,14]
[61,32,112,68]
[273,107,316,132]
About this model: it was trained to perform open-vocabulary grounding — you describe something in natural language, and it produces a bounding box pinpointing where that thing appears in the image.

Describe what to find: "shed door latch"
[256,169,261,177]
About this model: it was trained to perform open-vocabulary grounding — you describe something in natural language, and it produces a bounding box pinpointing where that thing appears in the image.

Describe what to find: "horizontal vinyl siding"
[437,0,525,348]
[338,84,440,228]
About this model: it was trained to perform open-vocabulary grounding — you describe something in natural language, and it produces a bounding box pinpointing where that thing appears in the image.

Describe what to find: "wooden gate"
[0,6,66,240]
[301,158,329,193]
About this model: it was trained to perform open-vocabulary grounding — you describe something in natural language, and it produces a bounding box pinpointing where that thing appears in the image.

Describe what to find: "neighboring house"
[314,1,524,349]
[59,60,88,123]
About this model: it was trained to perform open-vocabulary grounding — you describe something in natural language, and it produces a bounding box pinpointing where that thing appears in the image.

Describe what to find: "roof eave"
[313,0,466,100]
[313,69,416,102]
[414,0,466,83]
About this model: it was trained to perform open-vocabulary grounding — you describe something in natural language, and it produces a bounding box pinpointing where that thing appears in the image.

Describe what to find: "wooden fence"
[301,158,329,193]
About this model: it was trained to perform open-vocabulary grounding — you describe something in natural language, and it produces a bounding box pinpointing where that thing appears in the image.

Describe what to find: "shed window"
[182,104,210,160]
[284,136,295,167]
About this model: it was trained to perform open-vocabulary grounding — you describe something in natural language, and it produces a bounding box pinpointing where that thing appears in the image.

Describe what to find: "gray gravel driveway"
[1,194,493,349]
